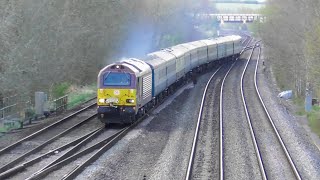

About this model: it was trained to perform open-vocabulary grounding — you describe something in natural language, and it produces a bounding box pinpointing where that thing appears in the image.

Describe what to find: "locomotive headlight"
[99,99,105,103]
[126,99,135,103]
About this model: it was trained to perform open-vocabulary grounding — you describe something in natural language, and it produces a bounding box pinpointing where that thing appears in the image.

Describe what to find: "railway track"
[184,66,222,179]
[25,83,194,179]
[185,36,253,179]
[24,125,129,180]
[0,99,99,179]
[241,45,301,179]
[3,82,195,179]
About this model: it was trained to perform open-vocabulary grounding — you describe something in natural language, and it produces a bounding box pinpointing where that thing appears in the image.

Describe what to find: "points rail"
[0,101,97,155]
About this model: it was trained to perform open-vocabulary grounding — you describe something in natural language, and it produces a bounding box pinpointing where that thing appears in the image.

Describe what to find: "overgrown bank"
[0,0,204,97]
[249,0,320,136]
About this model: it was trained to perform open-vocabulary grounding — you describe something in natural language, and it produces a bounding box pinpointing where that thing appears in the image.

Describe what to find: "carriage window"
[104,72,131,86]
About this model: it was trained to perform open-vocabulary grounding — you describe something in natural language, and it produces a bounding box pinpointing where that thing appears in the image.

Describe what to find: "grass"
[307,107,320,137]
[294,96,320,137]
[66,84,96,109]
[0,120,22,133]
[52,82,71,98]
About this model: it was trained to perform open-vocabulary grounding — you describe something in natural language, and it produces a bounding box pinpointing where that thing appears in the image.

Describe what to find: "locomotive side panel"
[144,56,167,97]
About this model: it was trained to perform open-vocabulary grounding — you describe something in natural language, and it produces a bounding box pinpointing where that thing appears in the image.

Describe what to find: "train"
[97,35,243,124]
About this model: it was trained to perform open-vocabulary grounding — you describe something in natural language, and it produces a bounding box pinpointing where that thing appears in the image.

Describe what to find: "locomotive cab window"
[103,72,131,86]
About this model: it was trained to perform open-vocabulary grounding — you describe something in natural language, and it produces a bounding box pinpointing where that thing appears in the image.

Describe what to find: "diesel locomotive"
[97,35,242,124]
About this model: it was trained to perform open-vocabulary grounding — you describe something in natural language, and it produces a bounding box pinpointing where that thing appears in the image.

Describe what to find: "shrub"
[52,82,70,98]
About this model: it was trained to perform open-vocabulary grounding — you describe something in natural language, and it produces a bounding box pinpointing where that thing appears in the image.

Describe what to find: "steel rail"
[0,127,102,179]
[27,82,186,180]
[254,47,302,180]
[0,113,97,173]
[62,80,208,180]
[240,37,252,54]
[219,58,240,180]
[0,102,97,155]
[219,37,252,180]
[184,67,222,180]
[240,46,267,180]
[61,126,133,180]
[38,126,105,172]
[25,127,126,180]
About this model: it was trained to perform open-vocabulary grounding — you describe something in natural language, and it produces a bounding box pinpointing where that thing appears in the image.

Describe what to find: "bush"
[67,84,96,109]
[307,109,320,137]
[52,82,70,98]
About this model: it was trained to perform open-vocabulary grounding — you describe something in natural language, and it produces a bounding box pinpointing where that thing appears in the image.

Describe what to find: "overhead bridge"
[210,0,266,4]
[196,13,266,23]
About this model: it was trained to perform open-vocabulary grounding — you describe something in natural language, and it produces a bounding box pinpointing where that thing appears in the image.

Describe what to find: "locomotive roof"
[200,39,217,46]
[164,45,189,58]
[190,41,207,48]
[180,43,197,50]
[143,54,166,68]
[149,50,176,61]
[98,58,151,77]
[120,58,151,76]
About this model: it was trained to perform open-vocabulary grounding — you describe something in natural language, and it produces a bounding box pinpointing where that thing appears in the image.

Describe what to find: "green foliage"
[67,84,96,109]
[295,98,320,137]
[305,21,320,98]
[307,109,320,137]
[248,22,261,37]
[0,120,22,133]
[68,94,92,109]
[259,6,273,16]
[293,96,305,106]
[294,97,306,116]
[52,82,70,98]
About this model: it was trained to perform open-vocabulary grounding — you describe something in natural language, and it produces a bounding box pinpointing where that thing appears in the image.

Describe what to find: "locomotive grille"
[142,74,152,100]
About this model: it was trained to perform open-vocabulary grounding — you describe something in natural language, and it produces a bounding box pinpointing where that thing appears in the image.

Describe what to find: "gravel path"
[257,46,320,179]
[222,51,262,180]
[76,69,218,180]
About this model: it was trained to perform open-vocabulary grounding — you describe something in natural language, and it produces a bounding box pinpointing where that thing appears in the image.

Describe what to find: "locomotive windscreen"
[103,72,131,86]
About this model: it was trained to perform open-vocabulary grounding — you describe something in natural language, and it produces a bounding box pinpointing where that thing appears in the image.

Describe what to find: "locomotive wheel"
[130,115,136,124]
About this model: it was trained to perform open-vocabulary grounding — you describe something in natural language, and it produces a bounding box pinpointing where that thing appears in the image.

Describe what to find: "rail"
[185,67,221,180]
[254,47,302,179]
[219,36,252,179]
[240,46,267,179]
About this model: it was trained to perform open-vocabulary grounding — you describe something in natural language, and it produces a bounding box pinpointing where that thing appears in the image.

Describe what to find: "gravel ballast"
[244,49,296,179]
[222,52,262,180]
[191,64,230,180]
[257,46,320,179]
[76,70,217,180]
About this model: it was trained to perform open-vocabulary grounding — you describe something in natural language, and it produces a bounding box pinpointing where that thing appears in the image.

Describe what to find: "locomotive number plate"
[106,98,119,103]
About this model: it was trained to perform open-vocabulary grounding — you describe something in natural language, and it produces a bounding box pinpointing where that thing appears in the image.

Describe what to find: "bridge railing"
[194,13,266,23]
